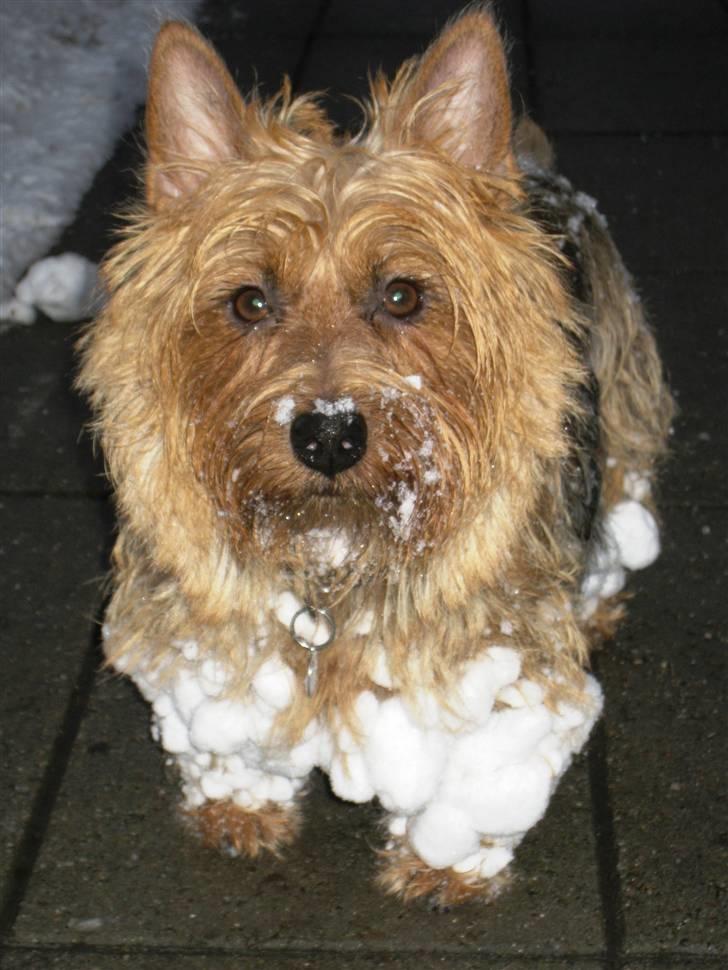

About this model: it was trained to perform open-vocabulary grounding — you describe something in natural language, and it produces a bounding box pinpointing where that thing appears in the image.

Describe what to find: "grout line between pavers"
[587,658,626,970]
[0,614,104,941]
[2,942,727,966]
[0,941,610,964]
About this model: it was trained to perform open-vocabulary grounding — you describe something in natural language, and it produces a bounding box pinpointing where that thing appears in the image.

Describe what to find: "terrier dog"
[79,6,672,905]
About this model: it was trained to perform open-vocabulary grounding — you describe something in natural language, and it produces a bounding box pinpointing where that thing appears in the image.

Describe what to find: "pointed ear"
[403,9,514,173]
[145,22,247,209]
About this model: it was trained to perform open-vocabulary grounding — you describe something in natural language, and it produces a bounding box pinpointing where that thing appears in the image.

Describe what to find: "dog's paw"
[185,799,301,859]
[376,838,512,908]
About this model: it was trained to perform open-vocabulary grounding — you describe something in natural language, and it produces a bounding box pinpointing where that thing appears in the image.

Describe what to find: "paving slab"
[295,32,433,131]
[0,496,107,887]
[552,135,728,280]
[299,0,528,133]
[533,39,727,133]
[531,0,728,38]
[599,507,728,957]
[0,320,104,496]
[10,668,603,957]
[638,273,728,508]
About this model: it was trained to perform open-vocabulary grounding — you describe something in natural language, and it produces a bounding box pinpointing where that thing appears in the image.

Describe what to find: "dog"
[78,5,673,905]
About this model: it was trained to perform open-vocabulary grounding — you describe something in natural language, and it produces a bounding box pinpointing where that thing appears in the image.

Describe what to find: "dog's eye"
[231,286,270,324]
[383,280,421,320]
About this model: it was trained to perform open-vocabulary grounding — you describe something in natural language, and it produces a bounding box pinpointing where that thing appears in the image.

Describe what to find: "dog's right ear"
[145,22,246,209]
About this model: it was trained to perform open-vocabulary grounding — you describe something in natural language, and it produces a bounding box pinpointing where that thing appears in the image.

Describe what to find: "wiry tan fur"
[378,837,512,908]
[187,799,301,858]
[78,6,672,903]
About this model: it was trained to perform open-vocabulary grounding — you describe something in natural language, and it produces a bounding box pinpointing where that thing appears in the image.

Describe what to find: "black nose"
[290,409,367,477]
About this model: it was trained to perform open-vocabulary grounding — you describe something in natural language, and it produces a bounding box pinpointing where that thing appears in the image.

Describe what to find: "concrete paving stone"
[322,0,487,35]
[300,1,529,132]
[530,0,728,39]
[638,273,728,508]
[295,33,437,131]
[0,946,607,970]
[0,319,104,496]
[320,0,527,86]
[552,135,728,279]
[194,0,323,99]
[534,38,728,133]
[11,671,603,955]
[200,0,323,38]
[599,507,727,955]
[0,496,108,884]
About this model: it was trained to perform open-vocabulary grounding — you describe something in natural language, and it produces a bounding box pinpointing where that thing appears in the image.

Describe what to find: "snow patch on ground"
[0,252,99,325]
[0,0,201,306]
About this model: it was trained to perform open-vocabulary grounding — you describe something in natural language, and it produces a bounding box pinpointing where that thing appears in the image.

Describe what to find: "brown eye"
[231,286,270,324]
[383,279,421,319]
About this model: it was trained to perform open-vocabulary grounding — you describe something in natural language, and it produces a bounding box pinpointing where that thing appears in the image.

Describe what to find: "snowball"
[606,500,660,570]
[409,802,480,869]
[156,708,190,755]
[199,659,228,697]
[497,679,544,710]
[172,668,207,721]
[581,537,626,600]
[190,699,252,756]
[252,655,295,711]
[329,750,376,803]
[15,253,98,322]
[388,815,407,837]
[200,770,233,801]
[458,758,553,836]
[0,297,36,325]
[363,697,448,814]
[478,845,514,878]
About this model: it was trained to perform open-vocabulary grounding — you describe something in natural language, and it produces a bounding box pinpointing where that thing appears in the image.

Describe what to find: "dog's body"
[79,8,672,904]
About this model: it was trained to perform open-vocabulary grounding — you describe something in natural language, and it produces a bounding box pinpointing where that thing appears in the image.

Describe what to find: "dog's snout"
[290,409,367,477]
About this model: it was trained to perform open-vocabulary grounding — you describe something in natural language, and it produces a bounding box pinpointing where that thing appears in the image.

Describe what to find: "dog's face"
[89,14,580,580]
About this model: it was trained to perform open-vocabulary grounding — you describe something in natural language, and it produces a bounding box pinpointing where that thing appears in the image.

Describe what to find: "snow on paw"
[377,837,512,908]
[186,798,301,859]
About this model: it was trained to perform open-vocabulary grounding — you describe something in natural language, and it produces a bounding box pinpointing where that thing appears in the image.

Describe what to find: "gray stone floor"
[1,1,726,968]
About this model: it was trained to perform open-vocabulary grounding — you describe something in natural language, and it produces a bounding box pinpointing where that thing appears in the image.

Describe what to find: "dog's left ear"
[397,9,514,174]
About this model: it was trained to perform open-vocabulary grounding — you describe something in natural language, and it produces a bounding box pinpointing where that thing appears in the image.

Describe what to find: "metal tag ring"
[289,605,336,653]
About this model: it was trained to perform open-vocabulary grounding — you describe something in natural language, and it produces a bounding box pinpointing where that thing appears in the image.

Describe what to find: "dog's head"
[82,10,581,596]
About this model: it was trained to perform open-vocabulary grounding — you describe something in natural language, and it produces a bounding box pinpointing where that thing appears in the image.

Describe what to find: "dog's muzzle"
[290,410,367,477]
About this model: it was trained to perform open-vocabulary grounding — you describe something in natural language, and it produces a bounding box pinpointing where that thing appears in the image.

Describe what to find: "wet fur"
[78,6,672,901]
